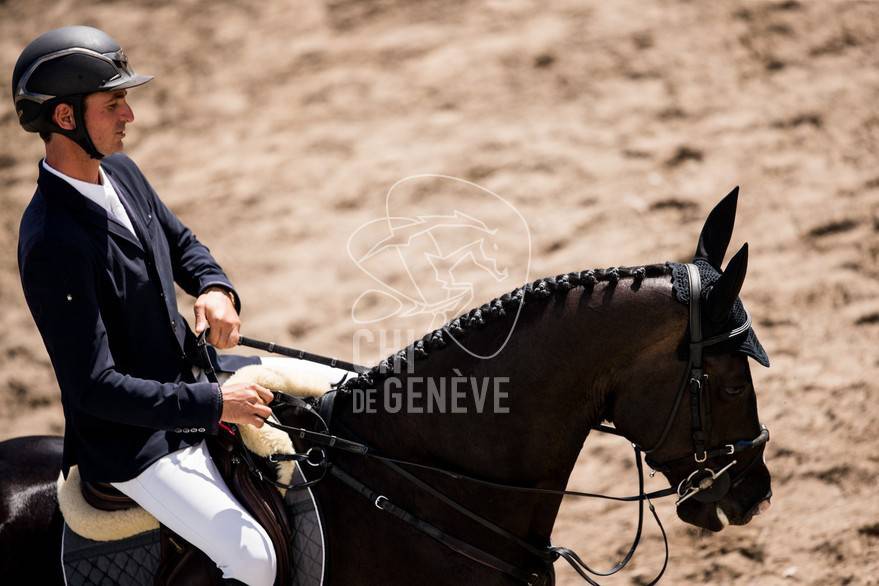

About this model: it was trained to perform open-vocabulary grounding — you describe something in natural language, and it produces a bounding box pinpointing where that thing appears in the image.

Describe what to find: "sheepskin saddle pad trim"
[57,361,332,542]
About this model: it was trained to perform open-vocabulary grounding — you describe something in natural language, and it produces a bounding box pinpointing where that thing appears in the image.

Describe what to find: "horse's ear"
[694,187,739,268]
[705,243,748,323]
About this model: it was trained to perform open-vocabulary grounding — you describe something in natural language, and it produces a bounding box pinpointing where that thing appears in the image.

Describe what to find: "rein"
[261,394,670,586]
[199,262,769,585]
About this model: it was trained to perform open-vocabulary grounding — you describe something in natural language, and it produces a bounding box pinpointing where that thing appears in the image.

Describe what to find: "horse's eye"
[724,385,747,396]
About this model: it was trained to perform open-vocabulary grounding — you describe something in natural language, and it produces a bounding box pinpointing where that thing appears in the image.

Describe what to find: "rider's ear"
[705,243,748,323]
[694,186,739,269]
[52,102,77,131]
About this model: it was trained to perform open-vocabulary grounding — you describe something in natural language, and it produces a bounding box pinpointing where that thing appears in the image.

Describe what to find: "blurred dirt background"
[1,0,877,584]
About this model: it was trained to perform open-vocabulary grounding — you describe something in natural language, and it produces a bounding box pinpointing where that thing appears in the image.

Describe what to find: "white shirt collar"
[41,159,114,211]
[42,159,140,240]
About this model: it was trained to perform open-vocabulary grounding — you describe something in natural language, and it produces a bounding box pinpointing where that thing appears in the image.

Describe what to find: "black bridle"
[201,262,769,585]
[637,264,770,507]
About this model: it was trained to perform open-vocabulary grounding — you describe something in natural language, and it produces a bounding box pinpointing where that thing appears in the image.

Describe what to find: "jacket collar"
[37,160,145,253]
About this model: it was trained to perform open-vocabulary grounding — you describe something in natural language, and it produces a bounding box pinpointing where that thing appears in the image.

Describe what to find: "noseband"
[211,263,769,585]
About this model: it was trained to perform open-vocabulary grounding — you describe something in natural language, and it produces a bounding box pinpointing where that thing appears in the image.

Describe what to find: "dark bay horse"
[0,189,772,585]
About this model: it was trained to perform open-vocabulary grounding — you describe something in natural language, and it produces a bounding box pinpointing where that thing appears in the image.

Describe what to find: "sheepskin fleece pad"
[57,360,333,542]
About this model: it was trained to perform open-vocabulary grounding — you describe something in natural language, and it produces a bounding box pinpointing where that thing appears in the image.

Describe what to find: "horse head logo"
[351,210,509,329]
[347,175,531,360]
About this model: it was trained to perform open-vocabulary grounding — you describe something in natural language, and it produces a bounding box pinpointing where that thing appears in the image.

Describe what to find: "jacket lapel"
[94,198,146,252]
[104,172,156,259]
[37,163,145,253]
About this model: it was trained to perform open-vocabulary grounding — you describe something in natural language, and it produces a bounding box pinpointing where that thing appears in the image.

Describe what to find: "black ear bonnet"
[670,259,770,367]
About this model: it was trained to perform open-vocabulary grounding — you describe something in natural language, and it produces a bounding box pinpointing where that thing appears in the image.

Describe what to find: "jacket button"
[198,427,206,433]
[174,428,182,433]
[171,319,176,327]
[160,292,165,299]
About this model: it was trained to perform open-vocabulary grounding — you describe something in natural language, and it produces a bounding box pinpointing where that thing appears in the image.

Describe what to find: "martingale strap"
[328,465,552,586]
[258,411,674,585]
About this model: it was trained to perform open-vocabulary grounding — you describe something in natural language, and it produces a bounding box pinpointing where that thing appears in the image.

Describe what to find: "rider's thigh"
[112,440,276,586]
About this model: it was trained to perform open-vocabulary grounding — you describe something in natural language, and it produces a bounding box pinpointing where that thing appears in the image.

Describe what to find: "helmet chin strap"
[52,95,105,160]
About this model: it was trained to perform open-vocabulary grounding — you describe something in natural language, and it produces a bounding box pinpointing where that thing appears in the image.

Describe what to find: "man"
[14,26,276,586]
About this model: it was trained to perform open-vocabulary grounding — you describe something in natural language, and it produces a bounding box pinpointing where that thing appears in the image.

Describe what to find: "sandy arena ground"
[1,1,877,584]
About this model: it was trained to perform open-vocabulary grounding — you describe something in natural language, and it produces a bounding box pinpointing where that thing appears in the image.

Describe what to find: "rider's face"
[84,90,135,156]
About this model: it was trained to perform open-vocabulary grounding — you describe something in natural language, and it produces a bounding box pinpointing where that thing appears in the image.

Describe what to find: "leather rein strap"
[263,402,668,586]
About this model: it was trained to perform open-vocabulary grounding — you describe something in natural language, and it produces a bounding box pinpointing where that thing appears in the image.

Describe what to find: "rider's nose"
[121,102,134,123]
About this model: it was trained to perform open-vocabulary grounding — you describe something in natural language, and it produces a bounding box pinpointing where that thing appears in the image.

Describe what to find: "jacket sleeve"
[20,239,223,431]
[148,185,242,313]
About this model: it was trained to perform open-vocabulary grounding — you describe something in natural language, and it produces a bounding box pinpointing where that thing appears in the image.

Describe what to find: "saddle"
[81,429,292,586]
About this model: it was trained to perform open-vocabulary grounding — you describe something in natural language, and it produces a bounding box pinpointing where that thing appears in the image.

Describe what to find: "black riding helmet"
[12,26,152,159]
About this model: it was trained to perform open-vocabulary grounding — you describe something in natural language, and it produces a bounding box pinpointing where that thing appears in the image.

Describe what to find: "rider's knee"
[223,537,276,586]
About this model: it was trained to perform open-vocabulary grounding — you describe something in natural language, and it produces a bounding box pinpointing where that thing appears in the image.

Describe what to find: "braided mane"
[342,263,673,391]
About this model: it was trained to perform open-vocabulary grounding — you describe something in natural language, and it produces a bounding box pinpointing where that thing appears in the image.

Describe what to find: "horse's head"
[611,188,772,532]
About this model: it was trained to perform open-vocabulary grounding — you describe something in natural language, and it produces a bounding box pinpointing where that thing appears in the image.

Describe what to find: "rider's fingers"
[207,325,222,347]
[193,303,208,335]
[252,384,274,404]
[253,403,273,419]
[215,324,233,349]
[229,326,240,348]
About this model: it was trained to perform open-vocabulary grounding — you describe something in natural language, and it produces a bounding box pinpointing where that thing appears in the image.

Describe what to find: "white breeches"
[111,439,276,586]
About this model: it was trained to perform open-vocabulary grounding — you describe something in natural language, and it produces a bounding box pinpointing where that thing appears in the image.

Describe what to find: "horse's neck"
[344,275,679,466]
[337,274,680,538]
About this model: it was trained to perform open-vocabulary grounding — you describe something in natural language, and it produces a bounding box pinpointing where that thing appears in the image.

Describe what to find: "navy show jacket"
[18,154,249,482]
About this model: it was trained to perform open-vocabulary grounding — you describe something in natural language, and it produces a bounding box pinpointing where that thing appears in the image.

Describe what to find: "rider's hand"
[194,287,240,349]
[220,382,274,428]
